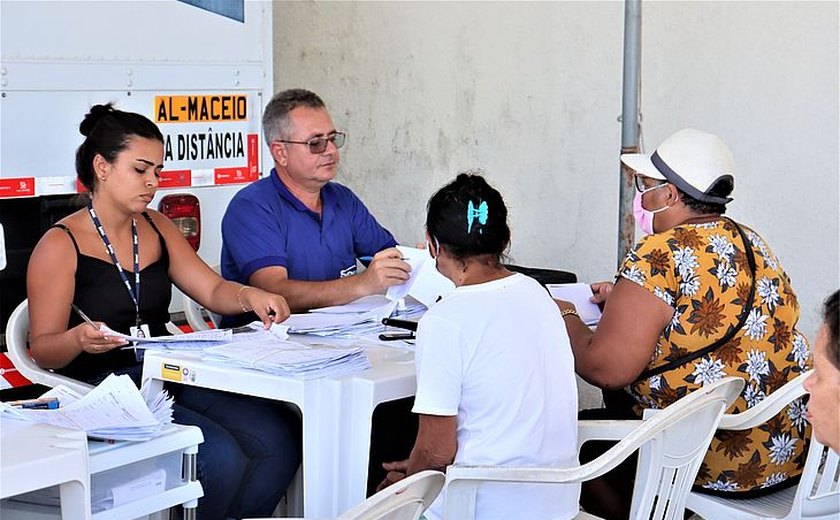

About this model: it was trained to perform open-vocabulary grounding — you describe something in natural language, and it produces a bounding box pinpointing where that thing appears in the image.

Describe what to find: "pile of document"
[283,295,425,339]
[0,374,173,441]
[202,335,371,379]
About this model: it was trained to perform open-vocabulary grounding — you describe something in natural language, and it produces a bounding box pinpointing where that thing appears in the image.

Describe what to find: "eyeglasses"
[634,174,668,194]
[275,131,346,154]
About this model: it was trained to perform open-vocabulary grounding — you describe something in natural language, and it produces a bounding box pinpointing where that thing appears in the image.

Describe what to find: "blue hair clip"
[467,200,489,234]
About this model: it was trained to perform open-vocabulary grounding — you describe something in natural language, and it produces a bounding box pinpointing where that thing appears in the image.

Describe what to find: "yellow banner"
[155,95,247,123]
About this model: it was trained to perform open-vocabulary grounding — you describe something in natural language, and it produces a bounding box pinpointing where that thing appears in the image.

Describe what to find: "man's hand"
[360,247,411,294]
[376,459,409,492]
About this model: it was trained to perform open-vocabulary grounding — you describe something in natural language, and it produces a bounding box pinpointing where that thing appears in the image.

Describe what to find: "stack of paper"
[116,327,234,351]
[282,297,398,337]
[0,374,173,441]
[202,338,371,379]
[282,311,377,335]
[287,295,426,339]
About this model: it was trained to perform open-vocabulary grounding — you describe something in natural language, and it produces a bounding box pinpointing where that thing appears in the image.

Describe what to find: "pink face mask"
[632,185,670,235]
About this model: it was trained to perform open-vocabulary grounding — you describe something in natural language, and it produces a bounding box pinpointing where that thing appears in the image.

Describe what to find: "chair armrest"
[718,370,811,430]
[30,370,94,396]
[165,321,185,335]
[577,419,644,452]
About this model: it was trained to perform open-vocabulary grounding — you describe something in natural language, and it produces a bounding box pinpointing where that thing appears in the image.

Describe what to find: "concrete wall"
[273,0,838,338]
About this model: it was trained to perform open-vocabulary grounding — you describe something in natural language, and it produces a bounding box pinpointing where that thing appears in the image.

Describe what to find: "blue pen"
[8,397,60,410]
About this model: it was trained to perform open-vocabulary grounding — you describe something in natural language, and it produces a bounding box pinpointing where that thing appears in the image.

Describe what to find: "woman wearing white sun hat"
[556,128,811,518]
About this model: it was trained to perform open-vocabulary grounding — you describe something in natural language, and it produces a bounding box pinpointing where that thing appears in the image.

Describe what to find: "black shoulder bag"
[634,218,757,382]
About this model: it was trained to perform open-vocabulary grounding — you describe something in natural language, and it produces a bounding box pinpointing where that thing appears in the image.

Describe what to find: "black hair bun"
[79,103,116,137]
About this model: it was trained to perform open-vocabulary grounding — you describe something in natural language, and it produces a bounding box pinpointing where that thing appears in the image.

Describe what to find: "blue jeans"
[172,387,301,520]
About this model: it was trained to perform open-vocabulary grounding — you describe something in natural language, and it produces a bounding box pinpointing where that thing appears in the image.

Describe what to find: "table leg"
[59,479,90,520]
[300,378,344,517]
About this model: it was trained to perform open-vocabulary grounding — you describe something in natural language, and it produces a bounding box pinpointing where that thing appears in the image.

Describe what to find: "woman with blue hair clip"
[377,172,581,520]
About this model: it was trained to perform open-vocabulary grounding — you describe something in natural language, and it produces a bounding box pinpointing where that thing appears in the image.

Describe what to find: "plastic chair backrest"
[443,377,744,520]
[5,299,94,395]
[798,436,839,519]
[337,470,445,520]
[686,370,839,520]
[183,265,222,331]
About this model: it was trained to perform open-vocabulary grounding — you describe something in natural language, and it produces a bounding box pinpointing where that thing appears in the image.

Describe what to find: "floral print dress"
[619,219,811,495]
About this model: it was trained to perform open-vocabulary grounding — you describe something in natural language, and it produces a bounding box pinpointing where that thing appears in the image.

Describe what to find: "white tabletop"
[141,335,417,517]
[1,418,91,519]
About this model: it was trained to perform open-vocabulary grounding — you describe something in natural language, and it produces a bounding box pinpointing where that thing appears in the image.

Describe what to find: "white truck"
[0,0,274,390]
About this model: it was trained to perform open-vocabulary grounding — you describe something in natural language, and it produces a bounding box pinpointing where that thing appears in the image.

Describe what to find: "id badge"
[130,323,151,339]
[130,324,150,362]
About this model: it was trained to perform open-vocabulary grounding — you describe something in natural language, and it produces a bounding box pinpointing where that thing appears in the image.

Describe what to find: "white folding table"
[141,339,417,518]
[0,420,203,520]
[1,419,91,520]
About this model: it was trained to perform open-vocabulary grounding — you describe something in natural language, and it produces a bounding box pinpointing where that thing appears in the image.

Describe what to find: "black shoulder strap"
[635,218,757,382]
[141,211,163,238]
[51,223,81,255]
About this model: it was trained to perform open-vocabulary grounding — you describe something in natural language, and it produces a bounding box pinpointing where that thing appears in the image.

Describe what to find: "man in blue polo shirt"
[221,89,418,496]
[221,89,410,316]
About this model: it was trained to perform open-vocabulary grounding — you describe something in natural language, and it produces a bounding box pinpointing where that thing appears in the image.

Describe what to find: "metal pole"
[617,0,642,267]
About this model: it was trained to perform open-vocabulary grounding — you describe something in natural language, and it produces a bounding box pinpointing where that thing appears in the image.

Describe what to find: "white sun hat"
[621,128,736,205]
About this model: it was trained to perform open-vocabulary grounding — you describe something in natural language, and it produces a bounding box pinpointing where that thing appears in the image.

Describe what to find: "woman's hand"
[74,322,128,354]
[553,299,577,314]
[242,287,291,328]
[589,281,614,305]
[376,459,409,492]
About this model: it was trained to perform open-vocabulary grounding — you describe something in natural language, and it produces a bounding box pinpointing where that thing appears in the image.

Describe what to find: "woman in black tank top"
[26,104,299,520]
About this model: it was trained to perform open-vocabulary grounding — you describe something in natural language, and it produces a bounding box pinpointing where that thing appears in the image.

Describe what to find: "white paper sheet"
[311,295,393,314]
[106,326,232,344]
[546,283,602,326]
[386,246,454,308]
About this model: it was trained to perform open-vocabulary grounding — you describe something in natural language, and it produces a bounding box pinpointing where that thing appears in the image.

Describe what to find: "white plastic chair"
[183,265,222,331]
[249,469,445,520]
[6,299,94,395]
[687,370,839,520]
[183,294,222,331]
[442,377,745,520]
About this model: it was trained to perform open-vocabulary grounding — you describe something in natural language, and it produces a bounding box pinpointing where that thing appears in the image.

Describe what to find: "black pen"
[381,317,418,332]
[378,333,415,342]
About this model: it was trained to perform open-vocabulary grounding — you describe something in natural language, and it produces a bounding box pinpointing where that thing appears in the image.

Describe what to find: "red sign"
[159,169,192,189]
[247,133,259,177]
[214,166,256,184]
[0,353,33,388]
[0,177,36,198]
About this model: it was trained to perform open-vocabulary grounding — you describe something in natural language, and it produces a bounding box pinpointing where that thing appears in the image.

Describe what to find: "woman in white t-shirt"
[378,173,580,520]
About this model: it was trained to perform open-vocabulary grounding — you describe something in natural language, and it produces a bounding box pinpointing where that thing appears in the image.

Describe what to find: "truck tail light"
[158,194,201,251]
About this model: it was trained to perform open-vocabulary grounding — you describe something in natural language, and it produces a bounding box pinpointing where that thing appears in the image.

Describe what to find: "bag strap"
[635,218,757,382]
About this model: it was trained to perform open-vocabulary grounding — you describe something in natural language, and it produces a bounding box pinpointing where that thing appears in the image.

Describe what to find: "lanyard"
[87,202,142,326]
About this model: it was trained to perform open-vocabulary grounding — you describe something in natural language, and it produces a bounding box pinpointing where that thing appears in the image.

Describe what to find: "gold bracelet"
[560,308,579,319]
[236,285,251,312]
